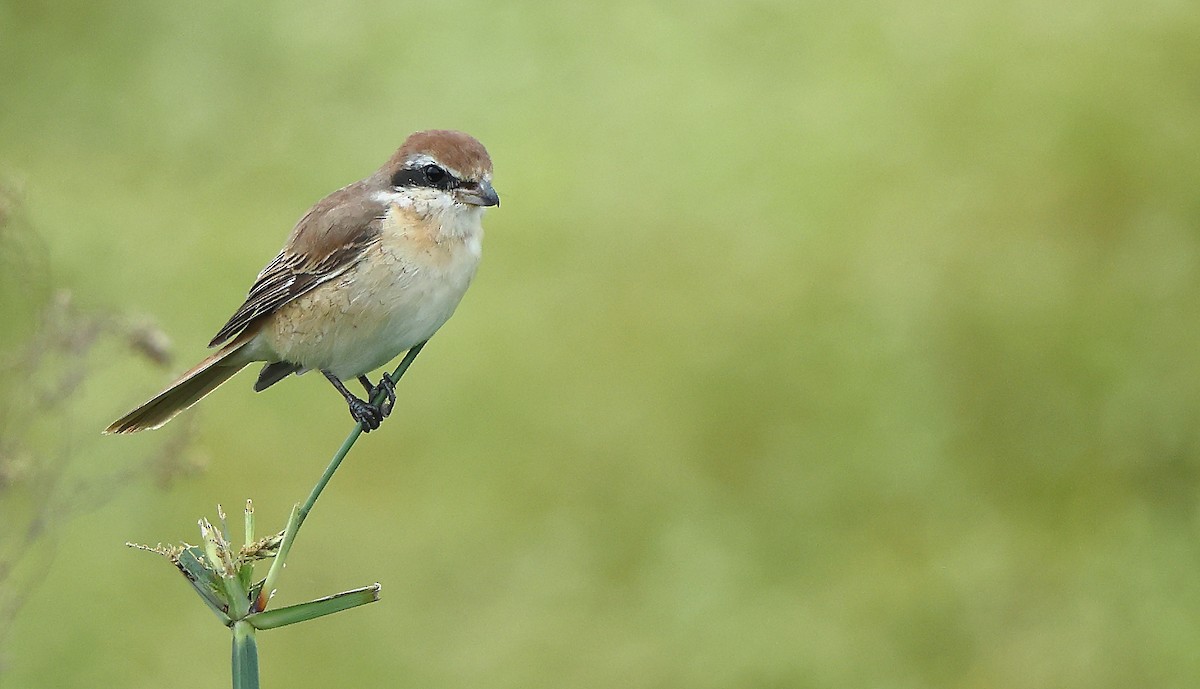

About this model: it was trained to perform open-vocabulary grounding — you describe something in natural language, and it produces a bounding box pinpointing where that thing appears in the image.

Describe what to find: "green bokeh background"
[2,1,1200,687]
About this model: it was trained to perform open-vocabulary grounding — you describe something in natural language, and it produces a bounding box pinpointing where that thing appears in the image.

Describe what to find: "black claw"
[358,373,397,418]
[375,373,397,418]
[330,370,385,431]
[347,397,382,432]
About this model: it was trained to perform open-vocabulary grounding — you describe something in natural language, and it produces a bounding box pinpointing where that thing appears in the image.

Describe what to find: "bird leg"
[323,371,383,431]
[358,372,397,418]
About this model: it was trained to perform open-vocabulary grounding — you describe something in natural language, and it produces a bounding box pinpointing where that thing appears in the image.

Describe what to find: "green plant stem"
[298,341,426,524]
[231,620,259,689]
[253,342,426,612]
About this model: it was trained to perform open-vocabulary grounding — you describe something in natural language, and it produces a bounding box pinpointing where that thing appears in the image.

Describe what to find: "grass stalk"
[253,342,426,612]
[231,620,259,689]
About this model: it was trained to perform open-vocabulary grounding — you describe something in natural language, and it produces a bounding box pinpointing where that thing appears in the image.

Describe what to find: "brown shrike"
[105,130,498,434]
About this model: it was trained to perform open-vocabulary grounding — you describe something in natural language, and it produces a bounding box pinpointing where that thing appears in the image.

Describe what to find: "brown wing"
[208,179,386,348]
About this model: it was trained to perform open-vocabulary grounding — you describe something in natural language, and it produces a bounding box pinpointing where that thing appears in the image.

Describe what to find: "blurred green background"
[2,0,1199,687]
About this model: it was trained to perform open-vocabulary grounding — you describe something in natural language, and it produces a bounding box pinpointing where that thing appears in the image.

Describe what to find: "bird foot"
[369,372,397,418]
[347,397,383,432]
[358,372,397,419]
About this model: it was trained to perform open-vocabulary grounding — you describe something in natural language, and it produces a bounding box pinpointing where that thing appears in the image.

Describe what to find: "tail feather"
[104,340,252,434]
[254,361,302,392]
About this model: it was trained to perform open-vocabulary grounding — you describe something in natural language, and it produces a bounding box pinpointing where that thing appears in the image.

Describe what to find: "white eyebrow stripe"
[407,154,437,167]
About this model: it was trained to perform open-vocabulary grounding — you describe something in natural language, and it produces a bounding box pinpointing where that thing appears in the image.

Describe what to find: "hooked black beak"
[458,179,500,207]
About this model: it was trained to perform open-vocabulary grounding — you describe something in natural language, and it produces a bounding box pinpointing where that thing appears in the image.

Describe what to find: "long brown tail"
[104,339,252,434]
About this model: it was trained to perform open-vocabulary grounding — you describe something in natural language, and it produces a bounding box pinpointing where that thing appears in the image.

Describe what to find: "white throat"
[372,187,485,249]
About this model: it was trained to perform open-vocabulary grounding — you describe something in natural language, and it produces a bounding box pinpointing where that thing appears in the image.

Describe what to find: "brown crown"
[388,130,493,176]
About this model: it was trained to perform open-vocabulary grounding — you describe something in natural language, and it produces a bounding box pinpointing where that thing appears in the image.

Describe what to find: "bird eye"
[391,162,455,190]
[423,164,447,184]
